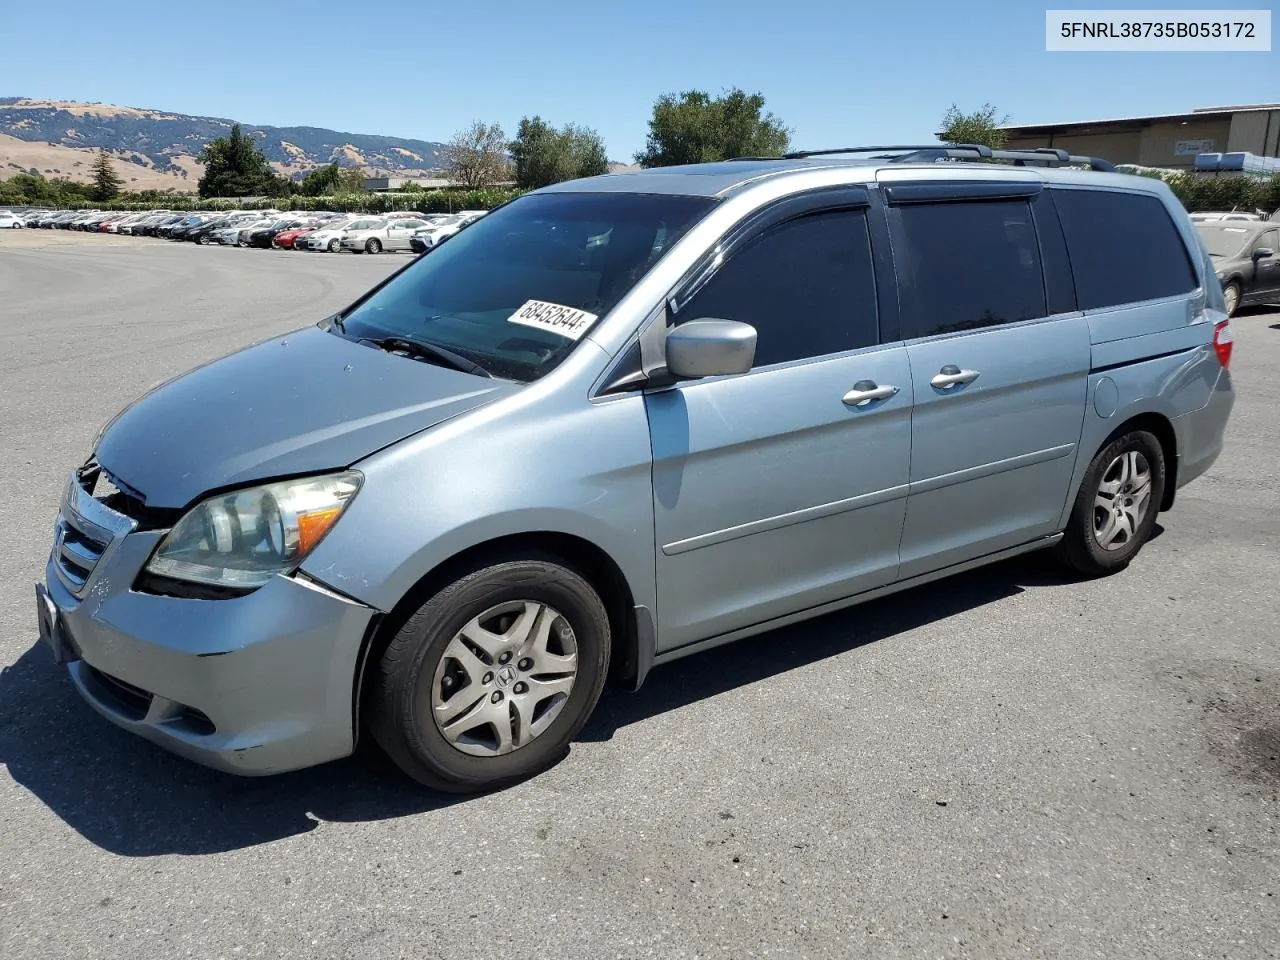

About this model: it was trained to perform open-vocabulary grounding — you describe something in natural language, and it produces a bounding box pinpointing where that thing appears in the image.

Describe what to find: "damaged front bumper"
[41,471,378,776]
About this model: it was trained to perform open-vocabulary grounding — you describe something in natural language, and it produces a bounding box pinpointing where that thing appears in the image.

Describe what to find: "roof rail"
[730,144,1116,172]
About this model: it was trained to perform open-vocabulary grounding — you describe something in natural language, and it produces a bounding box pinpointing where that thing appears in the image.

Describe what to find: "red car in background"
[273,225,311,249]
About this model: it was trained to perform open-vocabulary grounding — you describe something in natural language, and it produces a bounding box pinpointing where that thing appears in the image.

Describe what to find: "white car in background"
[0,211,27,228]
[340,217,432,254]
[408,211,487,252]
[1189,211,1263,223]
[303,218,362,252]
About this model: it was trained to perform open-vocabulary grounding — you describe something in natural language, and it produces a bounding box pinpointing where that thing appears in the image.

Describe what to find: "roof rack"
[730,144,1116,173]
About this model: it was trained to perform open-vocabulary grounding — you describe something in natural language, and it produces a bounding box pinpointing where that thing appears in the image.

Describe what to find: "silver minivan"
[37,146,1235,792]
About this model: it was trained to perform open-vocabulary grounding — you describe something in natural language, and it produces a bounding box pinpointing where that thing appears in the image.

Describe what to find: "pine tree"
[90,149,123,202]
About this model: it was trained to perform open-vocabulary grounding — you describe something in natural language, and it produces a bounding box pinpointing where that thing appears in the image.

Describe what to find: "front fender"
[299,381,657,624]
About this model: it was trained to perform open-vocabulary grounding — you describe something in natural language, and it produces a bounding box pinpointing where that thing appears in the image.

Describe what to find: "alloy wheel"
[428,600,579,757]
[1223,283,1240,317]
[1092,450,1152,550]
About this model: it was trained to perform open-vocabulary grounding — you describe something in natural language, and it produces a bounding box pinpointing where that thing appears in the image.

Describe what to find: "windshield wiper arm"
[362,335,492,378]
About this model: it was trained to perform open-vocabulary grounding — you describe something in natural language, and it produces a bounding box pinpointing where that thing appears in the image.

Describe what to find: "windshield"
[1195,224,1252,258]
[335,191,716,382]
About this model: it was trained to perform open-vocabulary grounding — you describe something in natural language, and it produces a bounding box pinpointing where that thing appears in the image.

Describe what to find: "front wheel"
[1223,281,1241,317]
[1057,429,1165,577]
[327,238,340,252]
[366,238,382,254]
[369,557,611,792]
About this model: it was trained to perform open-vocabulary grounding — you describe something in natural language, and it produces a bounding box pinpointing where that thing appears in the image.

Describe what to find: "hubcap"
[428,600,579,757]
[1093,450,1152,551]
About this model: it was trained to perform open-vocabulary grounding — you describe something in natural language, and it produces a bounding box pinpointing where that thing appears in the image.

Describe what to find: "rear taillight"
[1213,320,1233,369]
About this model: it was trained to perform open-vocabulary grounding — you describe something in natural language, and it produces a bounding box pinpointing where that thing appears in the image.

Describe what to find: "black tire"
[1057,429,1165,577]
[327,238,340,252]
[1223,280,1241,318]
[369,556,611,792]
[366,238,381,254]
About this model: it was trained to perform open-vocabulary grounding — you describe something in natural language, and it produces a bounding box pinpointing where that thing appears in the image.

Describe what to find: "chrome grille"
[51,461,139,594]
[54,520,108,587]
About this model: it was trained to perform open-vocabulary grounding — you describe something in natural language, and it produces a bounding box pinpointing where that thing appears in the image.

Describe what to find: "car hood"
[94,325,518,509]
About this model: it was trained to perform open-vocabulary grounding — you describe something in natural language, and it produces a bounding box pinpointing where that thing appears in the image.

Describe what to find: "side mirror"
[665,319,757,380]
[1253,247,1274,260]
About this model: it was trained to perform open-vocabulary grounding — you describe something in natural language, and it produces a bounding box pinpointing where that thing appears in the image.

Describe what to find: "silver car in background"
[339,217,431,254]
[37,146,1235,793]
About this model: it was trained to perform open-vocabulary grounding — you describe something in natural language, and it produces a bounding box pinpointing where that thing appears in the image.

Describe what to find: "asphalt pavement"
[1,229,1277,960]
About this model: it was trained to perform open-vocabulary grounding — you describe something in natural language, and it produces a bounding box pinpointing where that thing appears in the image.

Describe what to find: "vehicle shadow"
[1,543,1119,857]
[0,644,469,857]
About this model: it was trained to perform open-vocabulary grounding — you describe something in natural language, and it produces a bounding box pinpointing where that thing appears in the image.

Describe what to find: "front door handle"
[930,364,980,390]
[843,380,899,407]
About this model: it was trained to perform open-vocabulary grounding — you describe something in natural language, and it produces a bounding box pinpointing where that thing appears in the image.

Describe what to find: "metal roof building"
[998,103,1280,169]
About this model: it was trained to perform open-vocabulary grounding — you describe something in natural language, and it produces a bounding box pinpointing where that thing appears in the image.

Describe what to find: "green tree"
[90,149,123,202]
[938,103,1010,149]
[338,166,367,193]
[636,89,791,167]
[196,123,277,197]
[444,121,511,189]
[300,163,344,196]
[510,117,610,189]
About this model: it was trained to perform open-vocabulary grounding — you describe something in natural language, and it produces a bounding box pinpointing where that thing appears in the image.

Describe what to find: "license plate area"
[35,583,79,664]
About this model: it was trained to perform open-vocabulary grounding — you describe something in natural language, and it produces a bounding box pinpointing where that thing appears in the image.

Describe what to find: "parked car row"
[9,207,489,254]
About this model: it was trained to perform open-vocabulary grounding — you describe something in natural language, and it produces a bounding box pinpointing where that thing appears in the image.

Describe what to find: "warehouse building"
[998,103,1280,169]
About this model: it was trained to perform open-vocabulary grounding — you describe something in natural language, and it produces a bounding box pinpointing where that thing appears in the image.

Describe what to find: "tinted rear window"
[1054,189,1197,309]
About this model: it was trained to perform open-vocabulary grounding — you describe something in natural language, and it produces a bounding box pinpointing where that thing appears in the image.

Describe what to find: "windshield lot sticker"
[507,300,597,340]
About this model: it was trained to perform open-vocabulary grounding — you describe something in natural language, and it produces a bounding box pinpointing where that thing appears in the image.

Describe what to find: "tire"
[366,238,382,254]
[1057,429,1165,577]
[198,235,211,245]
[237,239,248,248]
[1223,281,1241,318]
[369,556,611,793]
[328,238,340,252]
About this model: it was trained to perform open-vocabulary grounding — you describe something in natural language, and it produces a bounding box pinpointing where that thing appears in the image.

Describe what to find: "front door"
[647,202,912,651]
[1248,228,1280,302]
[883,183,1091,578]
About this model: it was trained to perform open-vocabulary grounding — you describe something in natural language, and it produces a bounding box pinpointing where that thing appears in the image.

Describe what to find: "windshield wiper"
[361,334,492,378]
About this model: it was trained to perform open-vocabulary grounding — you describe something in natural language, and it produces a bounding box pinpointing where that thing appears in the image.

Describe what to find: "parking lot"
[1,228,1278,959]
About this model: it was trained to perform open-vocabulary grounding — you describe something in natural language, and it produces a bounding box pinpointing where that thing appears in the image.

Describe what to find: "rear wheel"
[366,238,382,254]
[1057,429,1165,577]
[370,556,611,792]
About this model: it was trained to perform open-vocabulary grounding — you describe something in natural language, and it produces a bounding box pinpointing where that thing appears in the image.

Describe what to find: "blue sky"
[0,0,1275,160]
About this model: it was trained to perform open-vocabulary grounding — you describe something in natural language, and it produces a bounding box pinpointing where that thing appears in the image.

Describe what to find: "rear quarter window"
[1053,189,1198,310]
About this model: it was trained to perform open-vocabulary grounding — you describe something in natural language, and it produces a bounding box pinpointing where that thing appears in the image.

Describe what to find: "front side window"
[1054,189,1197,309]
[1252,230,1279,256]
[335,191,716,382]
[675,209,880,366]
[894,199,1047,339]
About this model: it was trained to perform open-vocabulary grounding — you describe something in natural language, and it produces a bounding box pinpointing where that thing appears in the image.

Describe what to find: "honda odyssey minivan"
[37,144,1235,792]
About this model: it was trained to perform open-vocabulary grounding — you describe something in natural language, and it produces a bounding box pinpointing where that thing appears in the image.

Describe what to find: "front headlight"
[145,471,362,589]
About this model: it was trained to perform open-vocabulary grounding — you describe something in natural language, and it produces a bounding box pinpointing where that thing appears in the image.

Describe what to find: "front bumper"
[42,470,378,776]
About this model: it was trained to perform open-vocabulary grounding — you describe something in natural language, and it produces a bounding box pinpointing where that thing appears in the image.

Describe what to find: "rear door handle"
[930,364,980,390]
[842,380,900,407]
